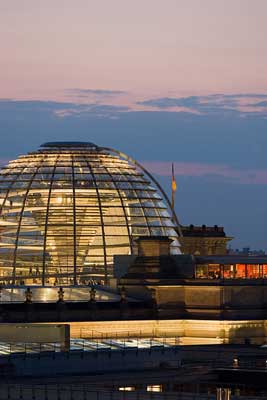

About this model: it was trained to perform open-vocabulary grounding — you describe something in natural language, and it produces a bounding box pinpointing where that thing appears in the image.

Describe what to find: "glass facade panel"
[0,142,180,285]
[235,264,246,278]
[196,262,265,279]
[222,264,235,279]
[196,264,208,278]
[247,264,260,278]
[196,264,220,279]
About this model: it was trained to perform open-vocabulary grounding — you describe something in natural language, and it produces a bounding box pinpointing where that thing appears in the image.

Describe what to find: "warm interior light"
[0,143,180,286]
[233,358,239,367]
[118,387,135,391]
[147,385,162,392]
[56,196,63,204]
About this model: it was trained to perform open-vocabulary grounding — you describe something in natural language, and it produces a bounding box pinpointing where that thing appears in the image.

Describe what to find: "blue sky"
[1,96,267,250]
[1,1,267,250]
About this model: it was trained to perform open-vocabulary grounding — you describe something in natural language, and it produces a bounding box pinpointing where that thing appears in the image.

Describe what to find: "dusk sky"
[1,1,267,250]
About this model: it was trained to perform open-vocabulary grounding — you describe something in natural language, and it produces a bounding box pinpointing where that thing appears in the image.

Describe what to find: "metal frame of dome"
[0,142,181,286]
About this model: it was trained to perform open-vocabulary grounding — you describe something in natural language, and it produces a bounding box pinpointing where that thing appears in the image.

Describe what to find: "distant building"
[179,224,233,255]
[228,247,266,256]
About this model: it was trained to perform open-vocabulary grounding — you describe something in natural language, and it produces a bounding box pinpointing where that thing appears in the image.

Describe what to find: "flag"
[172,163,177,192]
[171,163,176,210]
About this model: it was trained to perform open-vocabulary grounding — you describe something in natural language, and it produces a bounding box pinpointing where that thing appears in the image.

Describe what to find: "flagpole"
[171,163,176,216]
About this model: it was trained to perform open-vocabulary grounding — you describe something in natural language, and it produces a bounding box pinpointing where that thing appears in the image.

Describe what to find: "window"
[207,264,220,279]
[119,387,135,391]
[147,385,162,392]
[196,264,221,279]
[263,265,267,278]
[235,264,246,278]
[196,264,208,278]
[247,264,260,279]
[222,265,234,279]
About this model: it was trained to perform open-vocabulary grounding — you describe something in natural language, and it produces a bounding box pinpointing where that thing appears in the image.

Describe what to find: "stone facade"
[179,225,233,255]
[69,319,267,345]
[117,237,267,344]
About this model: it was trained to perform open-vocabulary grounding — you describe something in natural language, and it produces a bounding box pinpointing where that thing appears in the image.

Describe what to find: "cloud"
[0,99,129,118]
[250,101,267,107]
[221,94,267,99]
[1,98,267,172]
[0,99,76,112]
[137,93,267,115]
[54,104,129,118]
[138,96,201,109]
[143,161,267,185]
[65,88,127,99]
[1,98,267,249]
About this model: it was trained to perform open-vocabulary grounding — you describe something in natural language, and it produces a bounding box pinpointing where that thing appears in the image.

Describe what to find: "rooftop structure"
[0,142,180,286]
[181,224,227,237]
[179,224,233,255]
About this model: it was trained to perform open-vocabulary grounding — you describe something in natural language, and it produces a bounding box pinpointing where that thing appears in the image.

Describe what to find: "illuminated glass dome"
[0,142,181,286]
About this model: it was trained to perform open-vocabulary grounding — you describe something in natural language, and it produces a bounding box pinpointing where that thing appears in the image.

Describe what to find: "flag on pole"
[171,163,176,210]
[172,163,177,192]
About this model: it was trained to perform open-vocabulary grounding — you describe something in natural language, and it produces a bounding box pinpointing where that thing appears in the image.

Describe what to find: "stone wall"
[141,282,267,320]
[68,319,267,345]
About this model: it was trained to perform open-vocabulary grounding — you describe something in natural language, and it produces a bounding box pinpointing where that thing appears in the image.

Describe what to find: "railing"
[1,338,266,375]
[0,384,218,400]
[0,337,180,359]
[0,284,122,303]
[0,384,265,400]
[80,329,182,341]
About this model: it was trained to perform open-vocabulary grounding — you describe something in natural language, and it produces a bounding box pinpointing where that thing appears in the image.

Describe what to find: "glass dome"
[0,142,181,286]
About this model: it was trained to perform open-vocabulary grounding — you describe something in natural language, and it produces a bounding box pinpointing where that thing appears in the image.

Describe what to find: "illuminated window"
[147,385,162,392]
[196,264,208,278]
[233,358,239,367]
[196,264,221,279]
[222,264,234,279]
[247,264,260,279]
[119,387,135,391]
[207,264,220,279]
[235,264,246,278]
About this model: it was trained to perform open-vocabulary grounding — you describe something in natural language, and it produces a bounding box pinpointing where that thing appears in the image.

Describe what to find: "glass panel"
[235,264,246,278]
[247,264,260,278]
[0,146,179,285]
[209,264,220,279]
[196,264,208,278]
[223,264,235,279]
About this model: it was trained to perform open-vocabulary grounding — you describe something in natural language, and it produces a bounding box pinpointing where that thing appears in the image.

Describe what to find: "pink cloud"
[143,161,267,185]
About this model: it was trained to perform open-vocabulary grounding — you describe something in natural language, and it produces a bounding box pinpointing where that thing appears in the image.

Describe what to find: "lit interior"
[0,142,180,285]
[196,263,267,279]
